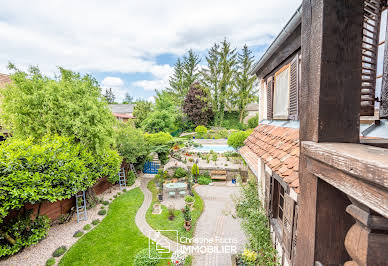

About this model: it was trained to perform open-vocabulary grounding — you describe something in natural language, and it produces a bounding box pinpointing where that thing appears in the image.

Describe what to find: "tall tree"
[167,49,201,104]
[235,45,258,123]
[122,92,133,104]
[166,58,185,102]
[104,88,116,104]
[218,39,237,125]
[133,100,153,128]
[182,49,201,90]
[201,43,221,123]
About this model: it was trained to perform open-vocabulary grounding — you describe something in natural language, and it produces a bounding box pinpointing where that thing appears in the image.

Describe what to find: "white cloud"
[101,77,127,102]
[0,0,301,88]
[132,64,173,91]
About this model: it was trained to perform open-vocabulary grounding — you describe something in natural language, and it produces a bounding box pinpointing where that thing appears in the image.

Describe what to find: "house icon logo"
[148,230,178,259]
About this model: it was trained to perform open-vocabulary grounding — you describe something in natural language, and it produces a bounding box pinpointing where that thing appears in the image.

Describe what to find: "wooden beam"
[299,0,363,143]
[302,141,388,189]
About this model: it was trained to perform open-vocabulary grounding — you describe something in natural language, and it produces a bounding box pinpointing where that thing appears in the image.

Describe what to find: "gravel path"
[0,179,141,266]
[135,176,184,253]
[192,185,247,266]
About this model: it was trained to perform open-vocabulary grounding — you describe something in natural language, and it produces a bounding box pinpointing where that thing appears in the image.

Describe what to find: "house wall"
[259,81,267,121]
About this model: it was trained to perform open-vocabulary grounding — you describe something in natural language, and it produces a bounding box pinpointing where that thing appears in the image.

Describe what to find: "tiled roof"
[108,104,134,114]
[240,124,300,193]
[113,112,134,119]
[0,73,11,88]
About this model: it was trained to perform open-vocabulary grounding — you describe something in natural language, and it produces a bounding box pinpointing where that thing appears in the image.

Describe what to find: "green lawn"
[146,180,204,244]
[59,188,170,266]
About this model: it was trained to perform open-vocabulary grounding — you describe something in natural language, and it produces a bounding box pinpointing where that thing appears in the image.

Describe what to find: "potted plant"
[182,205,192,231]
[185,195,195,208]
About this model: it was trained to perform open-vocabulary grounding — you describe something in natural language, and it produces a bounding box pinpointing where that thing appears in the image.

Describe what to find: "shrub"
[98,210,107,216]
[182,83,213,126]
[185,195,194,203]
[144,132,173,147]
[73,230,84,238]
[227,131,250,149]
[127,171,136,186]
[174,167,188,179]
[123,188,127,192]
[171,250,187,266]
[91,219,100,225]
[0,135,121,224]
[182,205,191,221]
[52,246,67,257]
[198,176,212,185]
[134,247,160,266]
[100,206,105,209]
[248,115,259,129]
[83,224,92,231]
[235,179,277,265]
[0,210,50,257]
[102,200,109,206]
[195,125,207,138]
[141,110,176,133]
[46,258,55,266]
[191,164,199,177]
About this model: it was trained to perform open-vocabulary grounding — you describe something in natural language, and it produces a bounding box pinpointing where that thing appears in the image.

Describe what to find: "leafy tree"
[122,92,133,104]
[235,45,258,123]
[167,49,201,104]
[140,110,175,133]
[133,100,153,127]
[104,88,116,104]
[115,122,149,166]
[182,83,213,126]
[0,64,116,153]
[155,90,178,112]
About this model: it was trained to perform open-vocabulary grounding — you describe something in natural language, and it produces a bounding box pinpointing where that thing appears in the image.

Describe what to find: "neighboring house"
[0,73,11,139]
[243,103,259,124]
[108,104,135,122]
[241,1,388,265]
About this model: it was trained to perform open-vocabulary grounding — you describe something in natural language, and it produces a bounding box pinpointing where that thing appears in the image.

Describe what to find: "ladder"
[130,163,137,177]
[75,190,87,223]
[118,168,126,190]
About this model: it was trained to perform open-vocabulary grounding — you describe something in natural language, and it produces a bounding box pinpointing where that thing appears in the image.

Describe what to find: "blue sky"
[0,0,301,102]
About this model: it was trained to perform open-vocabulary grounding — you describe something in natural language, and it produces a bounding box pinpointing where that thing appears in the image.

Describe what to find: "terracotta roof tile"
[239,123,300,193]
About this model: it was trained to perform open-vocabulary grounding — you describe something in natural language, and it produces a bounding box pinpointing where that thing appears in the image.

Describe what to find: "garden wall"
[5,176,114,222]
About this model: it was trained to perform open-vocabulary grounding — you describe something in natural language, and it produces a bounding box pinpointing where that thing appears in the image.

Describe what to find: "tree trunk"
[0,230,16,245]
[239,109,244,123]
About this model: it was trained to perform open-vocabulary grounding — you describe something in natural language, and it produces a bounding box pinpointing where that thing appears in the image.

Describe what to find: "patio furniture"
[179,191,186,197]
[168,191,176,198]
[211,170,227,180]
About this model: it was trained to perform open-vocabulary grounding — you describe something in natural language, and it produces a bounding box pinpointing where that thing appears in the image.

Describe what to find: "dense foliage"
[134,247,160,266]
[133,100,153,127]
[141,110,176,133]
[248,115,259,129]
[227,130,251,149]
[0,65,116,153]
[0,210,50,257]
[235,178,278,265]
[115,122,149,167]
[144,132,173,147]
[0,135,121,223]
[195,125,207,138]
[182,83,213,126]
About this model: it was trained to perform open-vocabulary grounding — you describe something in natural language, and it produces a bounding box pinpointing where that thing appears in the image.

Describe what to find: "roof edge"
[250,5,302,76]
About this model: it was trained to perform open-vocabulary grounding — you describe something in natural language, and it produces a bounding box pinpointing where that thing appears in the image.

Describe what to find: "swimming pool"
[193,144,235,153]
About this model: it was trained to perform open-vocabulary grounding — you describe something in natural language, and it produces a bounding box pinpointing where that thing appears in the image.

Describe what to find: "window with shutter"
[361,0,383,116]
[282,193,295,260]
[267,77,273,120]
[273,65,290,119]
[289,55,299,120]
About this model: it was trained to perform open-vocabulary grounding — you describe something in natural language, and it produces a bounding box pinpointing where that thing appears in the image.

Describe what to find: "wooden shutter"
[361,0,383,116]
[289,55,299,120]
[291,204,299,264]
[282,193,295,259]
[267,77,273,120]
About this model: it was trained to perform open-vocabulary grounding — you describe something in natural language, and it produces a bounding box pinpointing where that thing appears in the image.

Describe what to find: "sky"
[0,0,301,103]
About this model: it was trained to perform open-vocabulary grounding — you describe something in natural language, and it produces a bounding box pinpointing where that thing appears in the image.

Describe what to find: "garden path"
[192,185,247,266]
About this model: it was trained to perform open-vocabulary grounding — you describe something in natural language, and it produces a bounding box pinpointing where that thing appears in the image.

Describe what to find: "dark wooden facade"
[296,1,388,265]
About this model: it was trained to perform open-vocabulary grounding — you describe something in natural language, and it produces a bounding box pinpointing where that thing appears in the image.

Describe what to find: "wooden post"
[296,0,364,265]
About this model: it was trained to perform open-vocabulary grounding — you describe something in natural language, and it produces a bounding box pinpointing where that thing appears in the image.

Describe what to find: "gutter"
[250,4,302,76]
